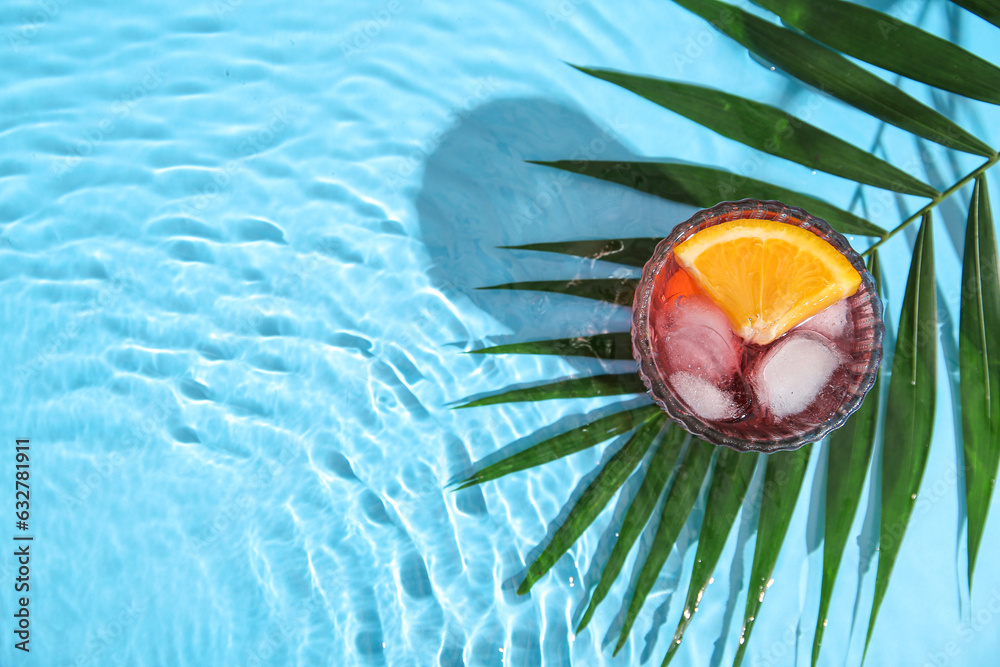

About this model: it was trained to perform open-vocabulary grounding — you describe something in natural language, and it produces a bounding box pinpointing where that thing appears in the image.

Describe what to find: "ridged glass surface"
[632,200,883,452]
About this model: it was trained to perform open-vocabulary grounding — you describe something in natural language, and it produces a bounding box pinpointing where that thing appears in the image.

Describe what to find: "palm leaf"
[480,277,638,306]
[752,0,1000,105]
[613,440,715,655]
[468,332,634,360]
[575,66,939,198]
[949,0,1000,29]
[733,445,811,667]
[865,213,937,654]
[671,0,994,156]
[576,423,688,633]
[535,160,884,237]
[455,404,661,489]
[960,175,1000,586]
[518,415,667,594]
[454,373,646,409]
[812,252,883,666]
[501,238,660,268]
[661,449,759,666]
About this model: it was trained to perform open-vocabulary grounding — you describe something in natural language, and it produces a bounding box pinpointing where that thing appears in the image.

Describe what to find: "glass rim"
[630,198,885,453]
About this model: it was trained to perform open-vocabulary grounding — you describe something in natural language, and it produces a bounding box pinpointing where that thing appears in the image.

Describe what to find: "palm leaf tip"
[574,424,688,634]
[453,372,647,409]
[500,237,661,269]
[478,278,638,307]
[454,404,661,488]
[537,159,885,237]
[516,416,666,595]
[467,332,635,360]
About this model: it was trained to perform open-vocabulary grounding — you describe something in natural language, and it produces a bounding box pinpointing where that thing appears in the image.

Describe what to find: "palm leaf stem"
[863,152,999,256]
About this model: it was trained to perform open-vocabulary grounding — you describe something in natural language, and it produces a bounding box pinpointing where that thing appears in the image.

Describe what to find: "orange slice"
[672,219,862,345]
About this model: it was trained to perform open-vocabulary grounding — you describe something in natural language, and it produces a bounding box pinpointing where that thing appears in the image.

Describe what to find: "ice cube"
[652,294,741,381]
[660,324,740,383]
[664,293,736,340]
[794,298,850,340]
[751,331,845,419]
[670,371,742,421]
[652,292,752,421]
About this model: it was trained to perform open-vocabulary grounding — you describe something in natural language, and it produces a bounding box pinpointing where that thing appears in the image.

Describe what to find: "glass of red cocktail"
[631,199,884,453]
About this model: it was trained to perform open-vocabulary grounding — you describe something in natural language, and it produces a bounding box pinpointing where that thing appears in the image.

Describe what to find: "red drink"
[632,200,883,452]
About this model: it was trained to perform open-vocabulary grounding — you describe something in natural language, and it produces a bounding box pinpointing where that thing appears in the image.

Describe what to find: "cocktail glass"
[631,199,884,453]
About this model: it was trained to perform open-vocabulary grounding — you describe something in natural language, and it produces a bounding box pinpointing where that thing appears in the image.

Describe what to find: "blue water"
[2,0,1000,665]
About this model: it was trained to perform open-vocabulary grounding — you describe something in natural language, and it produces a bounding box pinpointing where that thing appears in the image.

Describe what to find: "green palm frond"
[452,0,1000,664]
[468,331,634,359]
[576,422,688,633]
[672,0,994,155]
[454,404,660,489]
[517,415,667,595]
[660,448,760,665]
[574,66,939,198]
[951,0,1000,29]
[866,213,937,656]
[501,238,660,267]
[614,440,716,652]
[960,176,1000,586]
[454,372,645,408]
[479,277,638,306]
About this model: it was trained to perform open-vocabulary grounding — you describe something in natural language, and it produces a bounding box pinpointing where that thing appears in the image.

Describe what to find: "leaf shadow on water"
[414,97,691,348]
